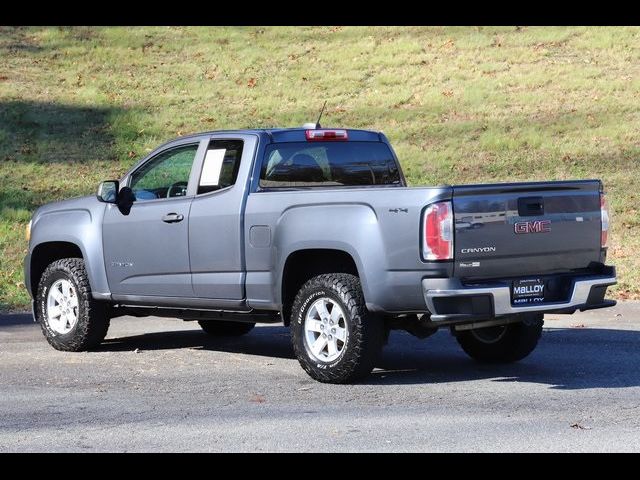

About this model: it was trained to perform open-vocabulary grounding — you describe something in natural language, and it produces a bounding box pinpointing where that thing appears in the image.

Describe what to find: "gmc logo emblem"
[514,220,551,234]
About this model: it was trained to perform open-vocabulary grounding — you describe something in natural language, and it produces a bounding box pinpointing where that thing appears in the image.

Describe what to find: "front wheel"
[290,273,384,384]
[456,314,544,363]
[36,258,110,351]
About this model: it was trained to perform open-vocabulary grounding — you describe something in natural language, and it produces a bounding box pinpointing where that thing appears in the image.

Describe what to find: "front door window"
[130,144,198,201]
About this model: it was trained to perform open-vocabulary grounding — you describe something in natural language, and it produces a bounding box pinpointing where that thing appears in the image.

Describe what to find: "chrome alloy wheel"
[46,279,79,335]
[304,297,348,362]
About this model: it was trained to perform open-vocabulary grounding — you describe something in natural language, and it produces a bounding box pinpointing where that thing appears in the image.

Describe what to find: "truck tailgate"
[453,180,602,279]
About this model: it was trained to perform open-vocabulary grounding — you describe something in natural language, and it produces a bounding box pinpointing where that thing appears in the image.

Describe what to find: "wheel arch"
[280,248,361,326]
[29,241,85,296]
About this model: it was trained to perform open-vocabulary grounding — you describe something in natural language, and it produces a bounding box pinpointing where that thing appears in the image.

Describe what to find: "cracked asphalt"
[1,302,639,452]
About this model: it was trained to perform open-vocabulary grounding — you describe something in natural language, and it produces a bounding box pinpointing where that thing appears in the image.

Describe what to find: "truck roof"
[167,127,384,144]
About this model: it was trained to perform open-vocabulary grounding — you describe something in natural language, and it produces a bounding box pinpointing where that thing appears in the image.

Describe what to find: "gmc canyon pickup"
[24,127,617,383]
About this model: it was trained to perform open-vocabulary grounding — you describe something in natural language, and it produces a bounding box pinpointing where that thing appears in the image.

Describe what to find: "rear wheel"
[198,320,255,337]
[36,258,110,351]
[456,314,544,363]
[290,273,384,384]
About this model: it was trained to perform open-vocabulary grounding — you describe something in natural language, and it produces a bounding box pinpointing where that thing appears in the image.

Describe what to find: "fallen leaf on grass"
[247,77,257,88]
[441,39,455,49]
[204,65,218,80]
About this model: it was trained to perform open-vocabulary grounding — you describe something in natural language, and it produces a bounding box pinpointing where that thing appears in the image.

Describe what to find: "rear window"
[259,141,401,188]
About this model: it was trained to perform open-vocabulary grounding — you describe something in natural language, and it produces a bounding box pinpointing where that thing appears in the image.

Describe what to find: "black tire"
[290,273,384,384]
[198,320,255,336]
[36,258,110,352]
[456,314,544,363]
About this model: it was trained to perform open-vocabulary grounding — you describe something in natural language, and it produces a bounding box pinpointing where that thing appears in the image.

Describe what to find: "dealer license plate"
[512,278,545,305]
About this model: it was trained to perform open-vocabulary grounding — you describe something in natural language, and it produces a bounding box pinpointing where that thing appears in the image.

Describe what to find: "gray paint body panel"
[27,196,110,297]
[452,180,603,279]
[243,187,452,312]
[188,134,258,300]
[102,197,194,297]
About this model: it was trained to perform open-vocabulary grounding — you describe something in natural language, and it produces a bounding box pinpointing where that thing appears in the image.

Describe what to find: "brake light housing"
[422,201,454,261]
[305,129,348,141]
[601,192,610,248]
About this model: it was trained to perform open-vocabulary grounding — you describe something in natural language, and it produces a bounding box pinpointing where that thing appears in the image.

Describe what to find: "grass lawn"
[1,26,638,311]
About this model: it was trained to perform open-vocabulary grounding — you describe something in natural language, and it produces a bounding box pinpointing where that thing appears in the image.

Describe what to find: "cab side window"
[197,140,244,195]
[130,144,198,201]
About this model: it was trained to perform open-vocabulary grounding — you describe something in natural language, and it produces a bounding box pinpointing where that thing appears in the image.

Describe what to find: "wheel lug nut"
[320,325,324,330]
[322,333,326,338]
[331,328,336,333]
[328,335,333,340]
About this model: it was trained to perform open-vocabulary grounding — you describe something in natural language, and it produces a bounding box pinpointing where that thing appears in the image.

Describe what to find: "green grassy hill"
[1,26,638,311]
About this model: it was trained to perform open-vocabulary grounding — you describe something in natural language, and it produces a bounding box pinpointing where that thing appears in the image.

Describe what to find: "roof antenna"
[315,101,327,129]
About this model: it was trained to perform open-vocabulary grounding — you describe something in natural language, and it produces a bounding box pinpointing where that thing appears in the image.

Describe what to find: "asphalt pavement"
[1,303,639,452]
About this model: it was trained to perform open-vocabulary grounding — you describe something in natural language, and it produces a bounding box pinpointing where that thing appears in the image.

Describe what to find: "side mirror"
[97,180,119,203]
[116,186,136,215]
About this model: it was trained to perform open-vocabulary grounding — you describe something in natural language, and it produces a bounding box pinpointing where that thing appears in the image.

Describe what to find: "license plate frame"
[511,278,545,305]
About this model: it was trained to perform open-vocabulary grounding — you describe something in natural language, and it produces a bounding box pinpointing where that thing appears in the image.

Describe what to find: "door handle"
[162,213,184,223]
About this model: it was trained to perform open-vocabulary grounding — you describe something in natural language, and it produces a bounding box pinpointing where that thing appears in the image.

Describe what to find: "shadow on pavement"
[0,313,33,326]
[367,327,639,390]
[94,324,640,391]
[100,326,297,361]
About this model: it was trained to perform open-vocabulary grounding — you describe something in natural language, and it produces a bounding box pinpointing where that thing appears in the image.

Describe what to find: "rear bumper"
[423,266,617,322]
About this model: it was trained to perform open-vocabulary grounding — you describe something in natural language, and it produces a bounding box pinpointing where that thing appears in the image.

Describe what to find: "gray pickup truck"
[24,126,617,383]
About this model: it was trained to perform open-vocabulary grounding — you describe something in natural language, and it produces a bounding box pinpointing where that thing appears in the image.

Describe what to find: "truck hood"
[32,195,102,221]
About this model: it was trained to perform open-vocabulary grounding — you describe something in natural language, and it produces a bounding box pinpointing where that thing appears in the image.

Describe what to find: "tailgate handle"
[518,197,544,216]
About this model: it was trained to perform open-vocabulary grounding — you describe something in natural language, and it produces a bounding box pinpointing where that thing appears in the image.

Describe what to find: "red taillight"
[305,129,348,141]
[423,201,453,261]
[601,193,610,248]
